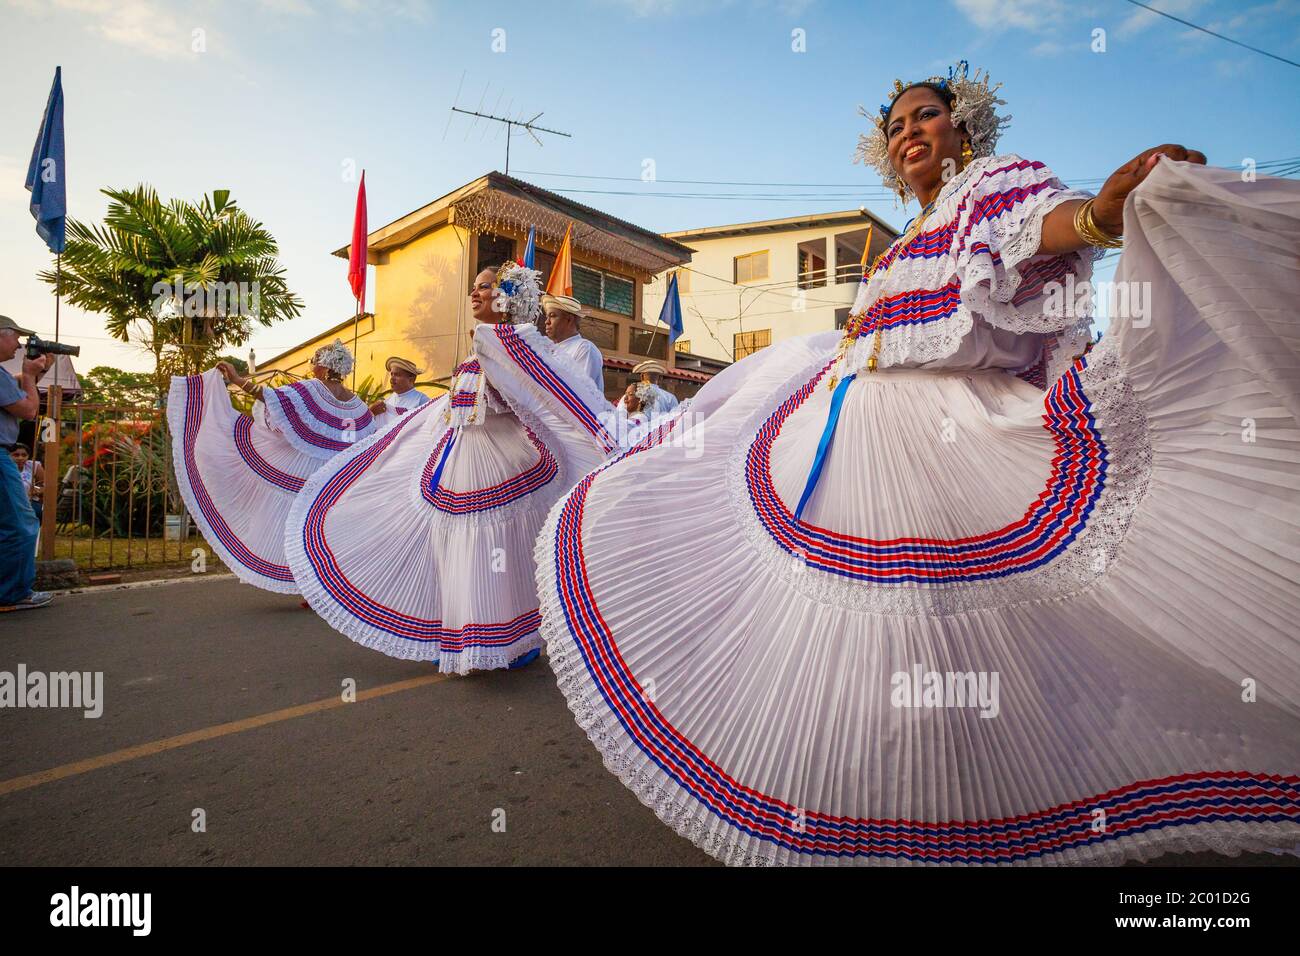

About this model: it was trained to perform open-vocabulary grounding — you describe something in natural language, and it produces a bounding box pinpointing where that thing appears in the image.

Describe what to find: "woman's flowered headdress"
[494,260,543,325]
[311,339,354,378]
[854,60,1010,201]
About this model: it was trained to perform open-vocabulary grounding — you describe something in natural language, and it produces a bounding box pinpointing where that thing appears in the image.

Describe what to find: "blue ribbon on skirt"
[793,373,855,522]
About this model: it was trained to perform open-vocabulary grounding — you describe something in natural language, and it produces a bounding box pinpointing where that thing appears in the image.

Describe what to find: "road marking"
[0,673,448,797]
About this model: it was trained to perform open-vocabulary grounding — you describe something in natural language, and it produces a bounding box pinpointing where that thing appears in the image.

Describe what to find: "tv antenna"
[446,77,571,175]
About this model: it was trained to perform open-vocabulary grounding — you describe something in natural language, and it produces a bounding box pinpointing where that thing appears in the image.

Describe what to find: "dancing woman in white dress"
[533,62,1300,865]
[167,340,375,594]
[284,261,620,674]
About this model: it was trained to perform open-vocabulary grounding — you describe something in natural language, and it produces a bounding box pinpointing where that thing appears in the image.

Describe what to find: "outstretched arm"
[1038,144,1206,255]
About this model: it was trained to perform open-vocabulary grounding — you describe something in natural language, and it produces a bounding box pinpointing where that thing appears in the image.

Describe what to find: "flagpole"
[40,254,62,560]
[351,294,360,389]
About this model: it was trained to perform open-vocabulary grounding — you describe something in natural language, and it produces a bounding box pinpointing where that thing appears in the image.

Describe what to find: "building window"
[834,227,874,284]
[573,264,602,309]
[630,327,669,360]
[835,307,851,330]
[797,238,828,289]
[603,274,634,316]
[582,316,619,351]
[674,338,692,353]
[474,233,515,286]
[734,328,771,360]
[535,248,556,290]
[572,264,635,317]
[734,250,769,284]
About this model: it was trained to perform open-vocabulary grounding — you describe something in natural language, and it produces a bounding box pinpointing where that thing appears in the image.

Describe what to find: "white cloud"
[51,0,191,60]
[1114,0,1205,40]
[952,0,1069,32]
[597,0,811,17]
[332,0,433,20]
[1031,39,1064,55]
[259,0,317,14]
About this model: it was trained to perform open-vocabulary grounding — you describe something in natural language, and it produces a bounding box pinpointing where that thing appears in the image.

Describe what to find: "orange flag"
[546,222,573,296]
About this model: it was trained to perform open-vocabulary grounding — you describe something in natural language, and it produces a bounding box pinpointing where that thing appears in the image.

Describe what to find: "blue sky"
[2,0,1298,372]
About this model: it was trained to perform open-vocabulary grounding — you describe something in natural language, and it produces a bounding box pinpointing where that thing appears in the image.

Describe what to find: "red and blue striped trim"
[270,389,355,452]
[233,414,305,493]
[420,426,558,514]
[489,325,619,454]
[744,357,1105,583]
[284,381,374,431]
[298,409,539,648]
[548,412,1300,860]
[181,375,293,583]
[851,162,1074,342]
[860,281,963,332]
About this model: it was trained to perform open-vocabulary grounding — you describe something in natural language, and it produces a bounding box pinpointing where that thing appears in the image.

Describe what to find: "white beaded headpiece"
[854,61,1010,202]
[494,260,543,325]
[311,339,354,378]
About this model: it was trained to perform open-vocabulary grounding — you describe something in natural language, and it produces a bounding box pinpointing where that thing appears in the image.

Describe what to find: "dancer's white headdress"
[495,261,544,325]
[312,339,354,378]
[854,60,1010,201]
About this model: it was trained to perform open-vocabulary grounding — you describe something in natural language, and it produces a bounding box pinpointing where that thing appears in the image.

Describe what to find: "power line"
[515,157,1299,203]
[519,158,1299,189]
[1121,0,1300,69]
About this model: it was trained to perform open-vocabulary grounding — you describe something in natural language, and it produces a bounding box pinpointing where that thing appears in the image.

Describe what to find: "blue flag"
[522,226,536,269]
[26,66,67,255]
[658,271,684,344]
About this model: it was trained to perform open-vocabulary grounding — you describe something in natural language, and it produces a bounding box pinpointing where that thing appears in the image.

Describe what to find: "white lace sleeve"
[953,154,1097,337]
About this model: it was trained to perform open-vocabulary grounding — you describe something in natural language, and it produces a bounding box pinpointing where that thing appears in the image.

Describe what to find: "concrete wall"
[642,223,868,363]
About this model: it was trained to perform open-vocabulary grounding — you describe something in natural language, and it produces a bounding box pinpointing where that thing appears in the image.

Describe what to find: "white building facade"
[642,209,899,365]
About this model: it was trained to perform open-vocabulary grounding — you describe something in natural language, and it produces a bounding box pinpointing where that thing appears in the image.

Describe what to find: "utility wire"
[1121,0,1300,69]
[515,157,1300,194]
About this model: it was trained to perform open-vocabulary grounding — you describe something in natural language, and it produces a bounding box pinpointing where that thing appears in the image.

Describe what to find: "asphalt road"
[0,575,1292,868]
[0,574,712,866]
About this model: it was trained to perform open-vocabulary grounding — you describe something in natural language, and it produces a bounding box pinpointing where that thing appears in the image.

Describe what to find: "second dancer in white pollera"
[167,340,376,594]
[284,261,622,673]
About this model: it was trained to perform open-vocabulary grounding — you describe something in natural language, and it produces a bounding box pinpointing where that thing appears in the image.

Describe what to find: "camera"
[25,335,81,359]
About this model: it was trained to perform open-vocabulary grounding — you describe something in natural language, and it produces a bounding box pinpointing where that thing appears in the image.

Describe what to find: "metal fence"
[36,401,205,572]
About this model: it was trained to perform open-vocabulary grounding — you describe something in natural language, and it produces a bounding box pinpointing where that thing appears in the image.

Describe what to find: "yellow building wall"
[371,223,473,387]
[261,315,379,386]
[261,223,472,395]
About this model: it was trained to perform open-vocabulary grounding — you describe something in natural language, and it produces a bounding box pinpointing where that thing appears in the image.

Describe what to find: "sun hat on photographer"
[0,315,35,337]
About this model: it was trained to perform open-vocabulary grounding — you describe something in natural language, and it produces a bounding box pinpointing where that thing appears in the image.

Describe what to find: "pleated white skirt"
[534,162,1300,864]
[168,369,321,594]
[285,397,566,674]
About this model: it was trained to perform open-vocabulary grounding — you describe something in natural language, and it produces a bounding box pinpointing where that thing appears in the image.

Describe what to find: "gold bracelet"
[1074,198,1123,249]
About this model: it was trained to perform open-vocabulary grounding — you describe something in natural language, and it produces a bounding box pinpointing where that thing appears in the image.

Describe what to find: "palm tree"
[40,186,303,396]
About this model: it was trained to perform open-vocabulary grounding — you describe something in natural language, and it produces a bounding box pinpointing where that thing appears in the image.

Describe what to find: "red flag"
[348,171,368,305]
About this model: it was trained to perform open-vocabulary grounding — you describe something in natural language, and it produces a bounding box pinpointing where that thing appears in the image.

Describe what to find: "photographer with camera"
[0,315,53,611]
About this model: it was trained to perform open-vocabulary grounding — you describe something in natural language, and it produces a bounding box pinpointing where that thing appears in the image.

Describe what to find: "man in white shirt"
[542,294,605,396]
[369,356,430,419]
